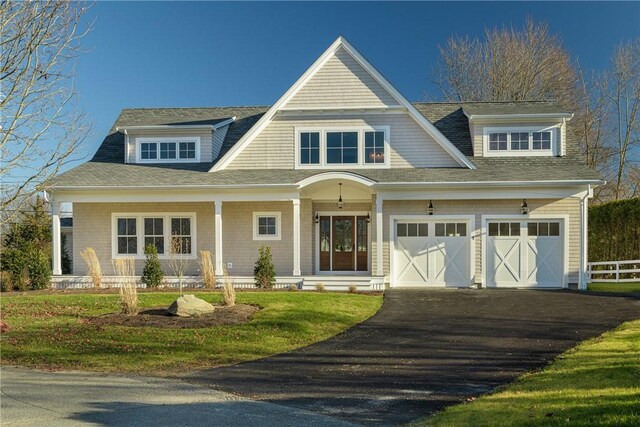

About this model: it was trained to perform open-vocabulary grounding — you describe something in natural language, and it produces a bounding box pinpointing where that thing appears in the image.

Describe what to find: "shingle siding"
[285,47,399,109]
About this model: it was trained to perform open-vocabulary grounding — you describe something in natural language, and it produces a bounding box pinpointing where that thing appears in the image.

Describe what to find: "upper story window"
[136,137,200,163]
[295,127,390,169]
[484,127,557,157]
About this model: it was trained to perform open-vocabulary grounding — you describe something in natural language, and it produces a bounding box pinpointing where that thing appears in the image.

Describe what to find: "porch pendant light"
[521,199,529,215]
[337,183,344,209]
[427,200,435,215]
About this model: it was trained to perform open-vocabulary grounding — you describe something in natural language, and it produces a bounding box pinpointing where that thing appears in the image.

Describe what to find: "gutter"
[463,111,574,121]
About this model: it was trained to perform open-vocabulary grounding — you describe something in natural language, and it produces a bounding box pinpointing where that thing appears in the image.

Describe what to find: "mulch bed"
[85,304,259,328]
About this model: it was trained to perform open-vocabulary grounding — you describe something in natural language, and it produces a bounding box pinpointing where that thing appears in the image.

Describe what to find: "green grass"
[0,291,382,375]
[588,282,640,293]
[415,319,640,427]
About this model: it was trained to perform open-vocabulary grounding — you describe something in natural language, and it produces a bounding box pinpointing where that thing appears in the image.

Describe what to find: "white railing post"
[616,261,620,282]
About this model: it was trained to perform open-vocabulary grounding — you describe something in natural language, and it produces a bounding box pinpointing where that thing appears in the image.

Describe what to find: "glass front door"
[318,215,368,272]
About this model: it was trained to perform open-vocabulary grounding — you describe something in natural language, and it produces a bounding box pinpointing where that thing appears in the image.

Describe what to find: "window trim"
[135,137,201,163]
[111,212,197,259]
[253,212,281,241]
[294,126,390,169]
[483,126,559,157]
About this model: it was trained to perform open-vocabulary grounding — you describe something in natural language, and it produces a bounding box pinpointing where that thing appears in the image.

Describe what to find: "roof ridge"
[412,100,558,105]
[120,106,271,112]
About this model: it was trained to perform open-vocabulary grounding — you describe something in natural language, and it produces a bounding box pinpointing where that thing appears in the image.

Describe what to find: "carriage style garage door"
[486,220,564,288]
[393,219,472,287]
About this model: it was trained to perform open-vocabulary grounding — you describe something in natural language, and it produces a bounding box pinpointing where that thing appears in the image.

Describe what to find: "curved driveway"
[188,289,640,426]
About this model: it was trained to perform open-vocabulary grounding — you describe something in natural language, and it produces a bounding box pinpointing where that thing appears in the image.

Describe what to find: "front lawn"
[416,319,640,427]
[0,292,382,375]
[588,282,640,293]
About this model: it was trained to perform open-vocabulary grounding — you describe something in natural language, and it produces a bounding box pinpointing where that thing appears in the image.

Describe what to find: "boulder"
[167,294,215,317]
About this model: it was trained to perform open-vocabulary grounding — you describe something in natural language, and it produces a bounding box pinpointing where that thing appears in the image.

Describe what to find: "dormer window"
[136,137,201,163]
[484,127,558,157]
[295,126,389,168]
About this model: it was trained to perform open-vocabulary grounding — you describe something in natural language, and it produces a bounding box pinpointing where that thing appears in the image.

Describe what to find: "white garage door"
[486,220,564,288]
[394,220,471,287]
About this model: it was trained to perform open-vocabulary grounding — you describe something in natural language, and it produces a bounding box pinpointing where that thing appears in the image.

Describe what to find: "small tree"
[61,234,72,274]
[168,235,191,295]
[254,245,275,289]
[141,244,163,288]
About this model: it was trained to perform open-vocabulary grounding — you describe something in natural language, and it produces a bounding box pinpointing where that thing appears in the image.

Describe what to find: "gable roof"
[210,36,476,171]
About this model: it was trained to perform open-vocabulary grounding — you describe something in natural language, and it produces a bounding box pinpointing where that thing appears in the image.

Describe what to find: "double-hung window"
[136,137,200,163]
[113,213,195,258]
[532,131,551,150]
[296,127,389,168]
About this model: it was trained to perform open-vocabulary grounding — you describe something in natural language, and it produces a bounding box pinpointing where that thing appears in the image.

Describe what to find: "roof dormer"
[463,104,573,157]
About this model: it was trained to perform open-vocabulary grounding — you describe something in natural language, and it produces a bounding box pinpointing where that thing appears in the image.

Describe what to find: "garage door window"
[488,222,520,236]
[435,222,467,237]
[528,222,560,236]
[397,222,428,237]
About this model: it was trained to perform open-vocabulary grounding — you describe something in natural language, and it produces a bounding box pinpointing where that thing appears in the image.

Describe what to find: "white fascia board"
[213,117,236,130]
[210,37,347,172]
[211,36,475,172]
[464,112,574,121]
[116,125,215,131]
[374,179,604,189]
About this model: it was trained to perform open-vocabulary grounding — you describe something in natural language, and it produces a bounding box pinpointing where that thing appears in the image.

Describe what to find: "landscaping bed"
[0,291,382,375]
[86,304,259,328]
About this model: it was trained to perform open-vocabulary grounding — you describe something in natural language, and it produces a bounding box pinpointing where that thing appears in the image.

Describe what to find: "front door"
[333,216,355,271]
[318,214,369,272]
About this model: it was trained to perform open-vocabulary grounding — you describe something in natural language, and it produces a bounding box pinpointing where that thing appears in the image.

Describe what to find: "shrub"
[80,247,102,288]
[221,269,236,307]
[589,198,640,261]
[141,244,163,288]
[1,271,12,292]
[113,258,138,316]
[26,246,50,290]
[316,283,326,292]
[348,284,358,293]
[288,283,298,291]
[254,245,275,289]
[61,234,72,274]
[199,250,215,289]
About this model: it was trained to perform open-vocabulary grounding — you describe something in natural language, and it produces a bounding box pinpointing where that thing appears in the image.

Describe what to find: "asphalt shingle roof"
[50,101,599,188]
[461,101,571,116]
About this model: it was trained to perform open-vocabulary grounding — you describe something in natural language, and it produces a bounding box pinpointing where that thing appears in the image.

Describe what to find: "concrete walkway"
[0,366,358,426]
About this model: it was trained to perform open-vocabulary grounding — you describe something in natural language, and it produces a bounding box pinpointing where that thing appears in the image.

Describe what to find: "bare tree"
[168,235,191,296]
[0,1,91,224]
[602,39,640,200]
[434,18,578,108]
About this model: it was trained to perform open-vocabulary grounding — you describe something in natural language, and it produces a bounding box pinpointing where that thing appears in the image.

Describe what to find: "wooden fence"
[587,260,640,283]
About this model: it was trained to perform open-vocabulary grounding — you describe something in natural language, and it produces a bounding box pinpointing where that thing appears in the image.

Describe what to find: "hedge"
[589,198,640,262]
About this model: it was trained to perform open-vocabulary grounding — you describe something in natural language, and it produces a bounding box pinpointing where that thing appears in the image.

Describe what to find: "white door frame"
[481,214,570,288]
[314,211,371,275]
[389,215,476,288]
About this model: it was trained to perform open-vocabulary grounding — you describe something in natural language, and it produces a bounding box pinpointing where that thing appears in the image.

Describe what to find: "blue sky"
[73,1,640,160]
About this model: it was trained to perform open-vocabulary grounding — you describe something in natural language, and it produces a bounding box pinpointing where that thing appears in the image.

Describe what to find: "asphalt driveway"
[187,289,640,426]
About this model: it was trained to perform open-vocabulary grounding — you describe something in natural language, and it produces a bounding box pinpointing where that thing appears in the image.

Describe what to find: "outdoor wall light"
[426,200,435,215]
[366,213,371,223]
[521,199,529,215]
[314,212,319,223]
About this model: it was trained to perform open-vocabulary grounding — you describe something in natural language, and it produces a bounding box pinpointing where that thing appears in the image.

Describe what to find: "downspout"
[578,185,591,291]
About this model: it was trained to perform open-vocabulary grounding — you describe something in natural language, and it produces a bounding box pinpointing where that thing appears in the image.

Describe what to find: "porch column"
[214,200,224,276]
[375,195,383,276]
[51,201,62,275]
[292,199,301,276]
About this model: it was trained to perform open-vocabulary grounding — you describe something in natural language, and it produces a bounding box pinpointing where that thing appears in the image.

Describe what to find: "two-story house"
[46,37,601,290]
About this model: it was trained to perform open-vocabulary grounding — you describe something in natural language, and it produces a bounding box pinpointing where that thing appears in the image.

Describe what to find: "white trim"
[213,117,237,130]
[51,202,62,275]
[279,105,406,113]
[111,212,197,260]
[214,201,223,276]
[389,215,475,288]
[464,112,574,121]
[294,126,391,169]
[292,200,301,276]
[252,211,282,241]
[314,211,371,275]
[481,214,569,288]
[117,125,214,131]
[297,172,376,188]
[210,36,475,171]
[482,126,559,157]
[135,136,201,163]
[375,196,383,276]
